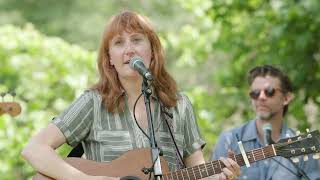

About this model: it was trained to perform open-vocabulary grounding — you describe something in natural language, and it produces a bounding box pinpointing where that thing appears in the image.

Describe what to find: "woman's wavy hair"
[92,11,177,112]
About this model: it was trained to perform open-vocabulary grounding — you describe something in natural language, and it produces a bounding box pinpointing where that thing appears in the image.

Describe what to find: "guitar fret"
[181,169,185,180]
[211,162,217,174]
[210,161,216,175]
[204,163,209,177]
[175,170,179,179]
[200,164,205,178]
[251,150,256,161]
[261,148,265,159]
[180,169,184,180]
[192,167,196,180]
[198,165,202,179]
[186,167,190,179]
[253,149,260,161]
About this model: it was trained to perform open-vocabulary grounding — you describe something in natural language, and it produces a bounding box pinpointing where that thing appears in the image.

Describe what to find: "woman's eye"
[133,38,142,42]
[114,40,122,45]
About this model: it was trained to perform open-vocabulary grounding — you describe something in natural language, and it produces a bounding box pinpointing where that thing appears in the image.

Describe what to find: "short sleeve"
[52,90,95,147]
[179,94,206,158]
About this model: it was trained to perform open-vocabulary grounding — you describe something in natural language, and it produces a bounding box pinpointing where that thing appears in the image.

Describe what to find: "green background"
[1,0,319,179]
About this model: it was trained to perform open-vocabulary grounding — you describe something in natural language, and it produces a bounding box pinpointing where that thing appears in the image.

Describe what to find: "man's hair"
[248,65,293,116]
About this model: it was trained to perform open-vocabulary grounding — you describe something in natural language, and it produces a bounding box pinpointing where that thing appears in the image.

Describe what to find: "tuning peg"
[0,92,6,101]
[296,130,301,136]
[291,157,299,163]
[10,91,16,101]
[303,155,309,161]
[313,153,320,159]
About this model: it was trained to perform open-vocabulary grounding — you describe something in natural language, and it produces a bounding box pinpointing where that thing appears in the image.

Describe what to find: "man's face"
[249,76,292,121]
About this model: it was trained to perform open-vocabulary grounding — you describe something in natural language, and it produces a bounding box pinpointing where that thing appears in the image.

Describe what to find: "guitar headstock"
[0,102,21,117]
[0,91,21,117]
[274,130,320,161]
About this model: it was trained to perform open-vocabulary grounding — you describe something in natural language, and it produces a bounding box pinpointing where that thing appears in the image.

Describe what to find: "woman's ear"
[109,58,114,65]
[107,53,114,66]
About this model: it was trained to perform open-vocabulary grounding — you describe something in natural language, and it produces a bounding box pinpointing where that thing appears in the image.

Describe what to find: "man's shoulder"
[218,119,256,141]
[224,120,254,134]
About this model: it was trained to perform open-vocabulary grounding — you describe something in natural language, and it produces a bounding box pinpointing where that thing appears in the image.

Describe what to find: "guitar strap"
[159,102,186,169]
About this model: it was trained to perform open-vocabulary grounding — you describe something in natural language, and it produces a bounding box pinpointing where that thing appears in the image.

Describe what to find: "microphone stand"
[141,78,162,180]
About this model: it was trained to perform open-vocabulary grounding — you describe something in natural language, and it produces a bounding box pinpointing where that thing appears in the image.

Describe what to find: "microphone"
[129,56,153,81]
[262,123,273,146]
[262,123,311,179]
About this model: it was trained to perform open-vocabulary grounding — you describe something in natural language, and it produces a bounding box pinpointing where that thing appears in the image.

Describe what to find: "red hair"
[92,11,177,112]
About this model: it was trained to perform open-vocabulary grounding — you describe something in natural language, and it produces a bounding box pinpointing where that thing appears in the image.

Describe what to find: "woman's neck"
[119,77,143,106]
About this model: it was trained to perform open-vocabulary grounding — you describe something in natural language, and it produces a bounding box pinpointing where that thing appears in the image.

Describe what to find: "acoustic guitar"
[34,130,320,180]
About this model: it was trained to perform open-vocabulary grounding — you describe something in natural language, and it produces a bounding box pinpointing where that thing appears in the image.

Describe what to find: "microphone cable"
[267,139,310,180]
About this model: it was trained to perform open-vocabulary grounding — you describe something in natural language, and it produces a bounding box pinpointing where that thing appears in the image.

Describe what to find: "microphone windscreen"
[129,56,143,68]
[262,123,272,131]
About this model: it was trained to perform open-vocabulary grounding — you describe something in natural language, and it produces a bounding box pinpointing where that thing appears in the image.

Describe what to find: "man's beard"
[257,111,274,121]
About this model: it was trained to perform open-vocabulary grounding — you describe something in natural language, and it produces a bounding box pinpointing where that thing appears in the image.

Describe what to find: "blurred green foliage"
[0,0,319,179]
[0,24,95,179]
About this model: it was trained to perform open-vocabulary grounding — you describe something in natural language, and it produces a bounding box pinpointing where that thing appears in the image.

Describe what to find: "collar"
[122,91,159,101]
[241,119,291,142]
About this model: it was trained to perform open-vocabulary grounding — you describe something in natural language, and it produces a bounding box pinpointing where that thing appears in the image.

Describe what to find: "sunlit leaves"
[0,24,95,179]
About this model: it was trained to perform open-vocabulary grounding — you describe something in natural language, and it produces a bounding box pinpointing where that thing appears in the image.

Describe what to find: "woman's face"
[108,31,152,81]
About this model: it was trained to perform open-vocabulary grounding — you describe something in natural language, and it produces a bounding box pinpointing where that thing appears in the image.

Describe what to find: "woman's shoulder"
[79,89,102,102]
[174,92,193,111]
[176,92,191,103]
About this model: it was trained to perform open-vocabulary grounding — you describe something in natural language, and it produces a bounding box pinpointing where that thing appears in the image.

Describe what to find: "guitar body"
[33,148,170,180]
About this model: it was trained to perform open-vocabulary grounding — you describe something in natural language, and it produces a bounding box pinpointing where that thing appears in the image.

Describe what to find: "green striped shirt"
[53,90,205,170]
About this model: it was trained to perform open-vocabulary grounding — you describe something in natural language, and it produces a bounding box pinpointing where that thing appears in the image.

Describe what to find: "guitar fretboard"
[162,145,276,180]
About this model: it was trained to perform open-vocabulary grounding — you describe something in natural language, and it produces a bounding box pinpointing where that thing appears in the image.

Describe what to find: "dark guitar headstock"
[274,130,320,162]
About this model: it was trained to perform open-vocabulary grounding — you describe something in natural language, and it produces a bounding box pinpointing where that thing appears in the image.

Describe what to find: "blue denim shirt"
[211,120,320,180]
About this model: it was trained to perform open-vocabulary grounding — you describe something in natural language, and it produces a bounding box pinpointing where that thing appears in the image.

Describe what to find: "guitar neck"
[163,145,276,180]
